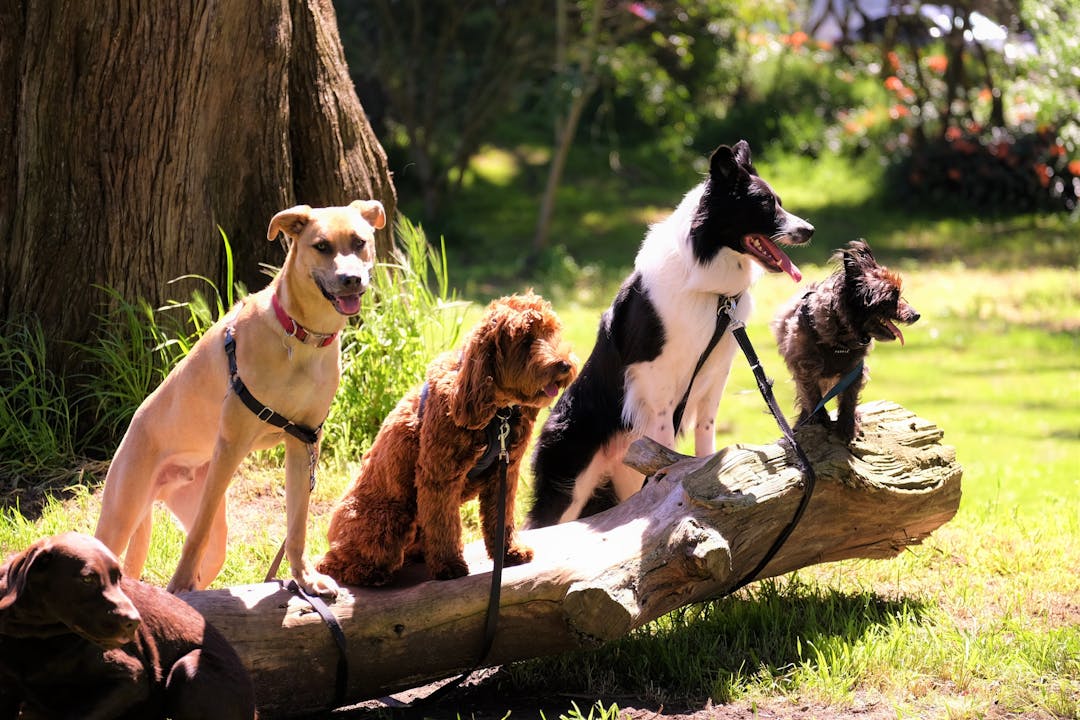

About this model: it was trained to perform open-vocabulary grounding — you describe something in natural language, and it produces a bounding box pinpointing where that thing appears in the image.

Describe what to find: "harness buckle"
[257,407,276,423]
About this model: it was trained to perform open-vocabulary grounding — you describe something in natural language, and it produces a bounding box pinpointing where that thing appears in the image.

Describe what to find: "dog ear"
[709,144,752,187]
[350,199,387,230]
[449,329,499,430]
[267,205,314,243]
[0,543,48,622]
[732,139,753,168]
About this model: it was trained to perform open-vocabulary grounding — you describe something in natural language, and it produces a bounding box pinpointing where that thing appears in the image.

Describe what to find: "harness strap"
[224,327,322,446]
[802,359,865,426]
[672,294,740,436]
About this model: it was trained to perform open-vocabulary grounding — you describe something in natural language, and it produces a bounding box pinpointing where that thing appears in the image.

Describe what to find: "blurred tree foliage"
[336,1,551,220]
[334,0,1080,220]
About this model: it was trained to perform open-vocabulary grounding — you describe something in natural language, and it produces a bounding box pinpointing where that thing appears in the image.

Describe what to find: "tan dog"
[95,200,385,596]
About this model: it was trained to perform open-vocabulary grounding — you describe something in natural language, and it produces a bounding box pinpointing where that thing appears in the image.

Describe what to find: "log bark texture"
[182,401,962,718]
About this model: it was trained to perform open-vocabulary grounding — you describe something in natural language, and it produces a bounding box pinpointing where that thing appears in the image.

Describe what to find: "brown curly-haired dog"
[318,293,577,586]
[772,239,919,441]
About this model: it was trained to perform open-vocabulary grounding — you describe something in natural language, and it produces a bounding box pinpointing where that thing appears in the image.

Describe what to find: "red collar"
[271,293,337,347]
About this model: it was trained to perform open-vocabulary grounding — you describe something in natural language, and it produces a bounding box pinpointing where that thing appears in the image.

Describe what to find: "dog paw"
[297,567,340,599]
[166,568,199,594]
[503,544,534,566]
[431,557,470,581]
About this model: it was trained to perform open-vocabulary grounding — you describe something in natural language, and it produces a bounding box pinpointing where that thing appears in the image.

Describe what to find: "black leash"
[380,386,515,706]
[672,294,739,435]
[727,321,817,592]
[285,579,350,707]
[668,297,816,593]
[223,325,348,706]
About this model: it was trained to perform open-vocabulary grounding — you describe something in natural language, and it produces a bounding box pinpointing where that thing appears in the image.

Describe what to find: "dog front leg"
[479,458,532,567]
[416,473,469,580]
[284,435,339,598]
[834,373,867,443]
[167,429,251,593]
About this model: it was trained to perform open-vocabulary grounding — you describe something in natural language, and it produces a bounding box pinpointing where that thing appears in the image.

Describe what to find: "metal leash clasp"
[496,409,512,462]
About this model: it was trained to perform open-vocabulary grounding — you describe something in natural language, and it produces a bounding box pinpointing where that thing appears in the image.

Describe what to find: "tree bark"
[182,401,962,718]
[0,0,395,371]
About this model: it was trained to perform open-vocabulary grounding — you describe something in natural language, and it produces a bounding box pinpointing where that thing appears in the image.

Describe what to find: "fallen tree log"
[181,400,962,718]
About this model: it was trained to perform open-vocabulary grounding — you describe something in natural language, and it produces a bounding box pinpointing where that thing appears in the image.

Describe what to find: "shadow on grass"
[323,578,931,719]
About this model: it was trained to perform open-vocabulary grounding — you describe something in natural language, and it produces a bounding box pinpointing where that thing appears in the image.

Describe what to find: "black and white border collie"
[526,140,814,527]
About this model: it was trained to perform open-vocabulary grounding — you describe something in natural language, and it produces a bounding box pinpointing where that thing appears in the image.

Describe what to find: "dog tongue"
[884,319,905,345]
[745,235,802,282]
[334,294,362,316]
[543,383,560,397]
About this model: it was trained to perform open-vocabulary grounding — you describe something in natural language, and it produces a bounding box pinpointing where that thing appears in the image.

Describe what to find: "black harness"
[224,327,323,447]
[223,324,348,707]
[417,381,521,480]
[672,294,739,435]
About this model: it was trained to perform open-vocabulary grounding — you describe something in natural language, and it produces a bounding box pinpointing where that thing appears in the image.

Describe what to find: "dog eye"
[81,573,99,586]
[351,237,366,253]
[313,239,332,254]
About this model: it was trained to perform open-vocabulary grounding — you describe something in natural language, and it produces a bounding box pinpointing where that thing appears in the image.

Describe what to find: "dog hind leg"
[122,511,154,580]
[95,441,168,575]
[165,649,256,720]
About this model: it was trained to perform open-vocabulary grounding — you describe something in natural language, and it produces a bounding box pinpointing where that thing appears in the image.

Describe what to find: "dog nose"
[910,311,920,322]
[113,609,141,635]
[338,273,366,293]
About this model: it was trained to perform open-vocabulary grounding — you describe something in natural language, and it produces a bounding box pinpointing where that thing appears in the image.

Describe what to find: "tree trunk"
[182,401,962,718]
[0,0,395,371]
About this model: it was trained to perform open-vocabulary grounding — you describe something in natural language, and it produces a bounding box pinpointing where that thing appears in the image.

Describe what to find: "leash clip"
[495,409,512,462]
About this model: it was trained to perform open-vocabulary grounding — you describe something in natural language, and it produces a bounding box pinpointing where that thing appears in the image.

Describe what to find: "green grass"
[491,258,1079,718]
[1,149,1078,718]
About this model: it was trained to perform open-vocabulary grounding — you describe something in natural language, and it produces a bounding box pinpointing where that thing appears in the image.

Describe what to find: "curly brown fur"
[772,240,919,442]
[0,532,255,720]
[319,293,577,586]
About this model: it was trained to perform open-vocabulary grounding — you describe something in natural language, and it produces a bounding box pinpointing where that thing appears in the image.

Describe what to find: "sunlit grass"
[2,142,1078,717]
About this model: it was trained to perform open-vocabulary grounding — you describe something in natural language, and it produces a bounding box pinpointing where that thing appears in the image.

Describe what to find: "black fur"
[527,273,662,528]
[527,140,813,527]
[772,240,919,441]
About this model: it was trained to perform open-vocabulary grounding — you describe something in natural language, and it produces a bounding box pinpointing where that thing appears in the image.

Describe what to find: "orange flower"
[945,126,963,141]
[889,104,911,119]
[1068,159,1080,175]
[887,51,900,70]
[1050,144,1066,157]
[788,30,808,48]
[978,88,993,103]
[1034,163,1051,188]
[884,76,904,92]
[926,55,948,73]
